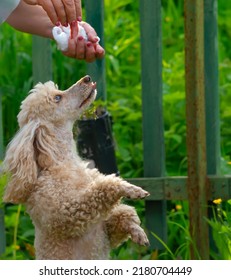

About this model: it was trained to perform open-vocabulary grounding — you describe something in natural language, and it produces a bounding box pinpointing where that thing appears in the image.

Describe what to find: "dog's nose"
[83,75,91,83]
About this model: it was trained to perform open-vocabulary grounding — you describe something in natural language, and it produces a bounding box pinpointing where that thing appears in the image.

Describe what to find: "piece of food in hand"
[52,22,100,51]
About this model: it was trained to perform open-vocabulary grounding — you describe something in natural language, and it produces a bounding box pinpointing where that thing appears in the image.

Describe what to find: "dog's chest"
[73,223,110,259]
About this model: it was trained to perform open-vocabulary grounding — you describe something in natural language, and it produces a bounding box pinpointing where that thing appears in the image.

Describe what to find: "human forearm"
[6,1,54,39]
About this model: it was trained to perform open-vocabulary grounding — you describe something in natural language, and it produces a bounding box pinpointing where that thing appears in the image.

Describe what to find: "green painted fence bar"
[32,37,53,84]
[184,0,209,259]
[85,0,106,101]
[139,0,167,250]
[0,89,5,255]
[204,0,220,175]
[128,175,231,201]
[204,0,220,252]
[0,89,3,159]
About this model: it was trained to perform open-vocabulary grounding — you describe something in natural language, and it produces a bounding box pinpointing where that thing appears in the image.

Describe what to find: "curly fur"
[3,76,149,260]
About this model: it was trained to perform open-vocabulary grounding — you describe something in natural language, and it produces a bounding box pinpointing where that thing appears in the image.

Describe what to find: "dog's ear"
[3,120,40,204]
[34,124,61,166]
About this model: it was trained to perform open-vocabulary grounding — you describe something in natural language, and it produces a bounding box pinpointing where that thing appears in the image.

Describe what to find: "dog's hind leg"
[105,204,150,248]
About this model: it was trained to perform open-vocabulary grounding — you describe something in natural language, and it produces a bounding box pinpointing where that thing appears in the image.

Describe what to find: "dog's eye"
[54,95,62,103]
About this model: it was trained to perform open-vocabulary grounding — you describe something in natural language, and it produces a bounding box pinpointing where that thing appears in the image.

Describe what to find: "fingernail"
[55,21,60,26]
[63,22,68,27]
[77,16,82,22]
[93,37,99,43]
[87,42,92,47]
[78,36,84,41]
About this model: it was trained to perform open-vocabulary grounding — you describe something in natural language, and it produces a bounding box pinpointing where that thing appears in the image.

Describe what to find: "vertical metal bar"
[204,0,220,175]
[204,0,220,253]
[0,89,4,159]
[85,0,106,101]
[32,37,53,84]
[139,0,167,249]
[0,89,5,255]
[184,0,209,259]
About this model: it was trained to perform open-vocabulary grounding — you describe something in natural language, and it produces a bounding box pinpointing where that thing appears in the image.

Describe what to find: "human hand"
[23,0,82,25]
[60,21,105,62]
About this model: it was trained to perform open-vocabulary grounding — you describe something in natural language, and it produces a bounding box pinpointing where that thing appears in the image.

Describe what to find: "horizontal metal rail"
[128,176,231,201]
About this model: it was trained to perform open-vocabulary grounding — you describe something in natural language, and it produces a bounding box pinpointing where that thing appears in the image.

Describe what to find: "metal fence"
[0,0,230,260]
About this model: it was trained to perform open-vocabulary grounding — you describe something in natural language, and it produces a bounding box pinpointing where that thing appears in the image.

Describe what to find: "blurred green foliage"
[207,199,231,260]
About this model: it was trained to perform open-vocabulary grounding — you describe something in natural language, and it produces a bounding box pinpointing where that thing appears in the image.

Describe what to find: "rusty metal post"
[184,0,209,259]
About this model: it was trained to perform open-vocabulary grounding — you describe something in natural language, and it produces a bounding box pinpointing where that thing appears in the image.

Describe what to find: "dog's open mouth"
[79,82,97,108]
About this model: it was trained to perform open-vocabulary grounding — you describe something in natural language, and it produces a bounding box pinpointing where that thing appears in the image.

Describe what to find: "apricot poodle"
[3,76,149,259]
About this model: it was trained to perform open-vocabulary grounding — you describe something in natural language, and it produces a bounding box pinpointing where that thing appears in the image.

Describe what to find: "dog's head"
[18,75,97,127]
[3,76,96,204]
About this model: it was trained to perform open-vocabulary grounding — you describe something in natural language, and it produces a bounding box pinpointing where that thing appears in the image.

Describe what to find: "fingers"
[75,36,85,59]
[70,20,79,39]
[74,0,82,21]
[95,44,105,59]
[57,20,105,61]
[85,42,96,63]
[62,37,76,58]
[37,0,60,25]
[63,37,105,62]
[37,0,82,25]
[80,23,105,59]
[62,0,82,23]
[62,36,89,60]
[81,22,99,43]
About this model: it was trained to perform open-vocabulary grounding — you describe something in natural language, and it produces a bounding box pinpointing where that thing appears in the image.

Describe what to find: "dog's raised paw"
[130,226,150,247]
[123,183,150,200]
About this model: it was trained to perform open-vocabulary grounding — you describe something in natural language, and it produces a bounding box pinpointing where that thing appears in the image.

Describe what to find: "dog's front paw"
[122,182,150,200]
[130,225,150,246]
